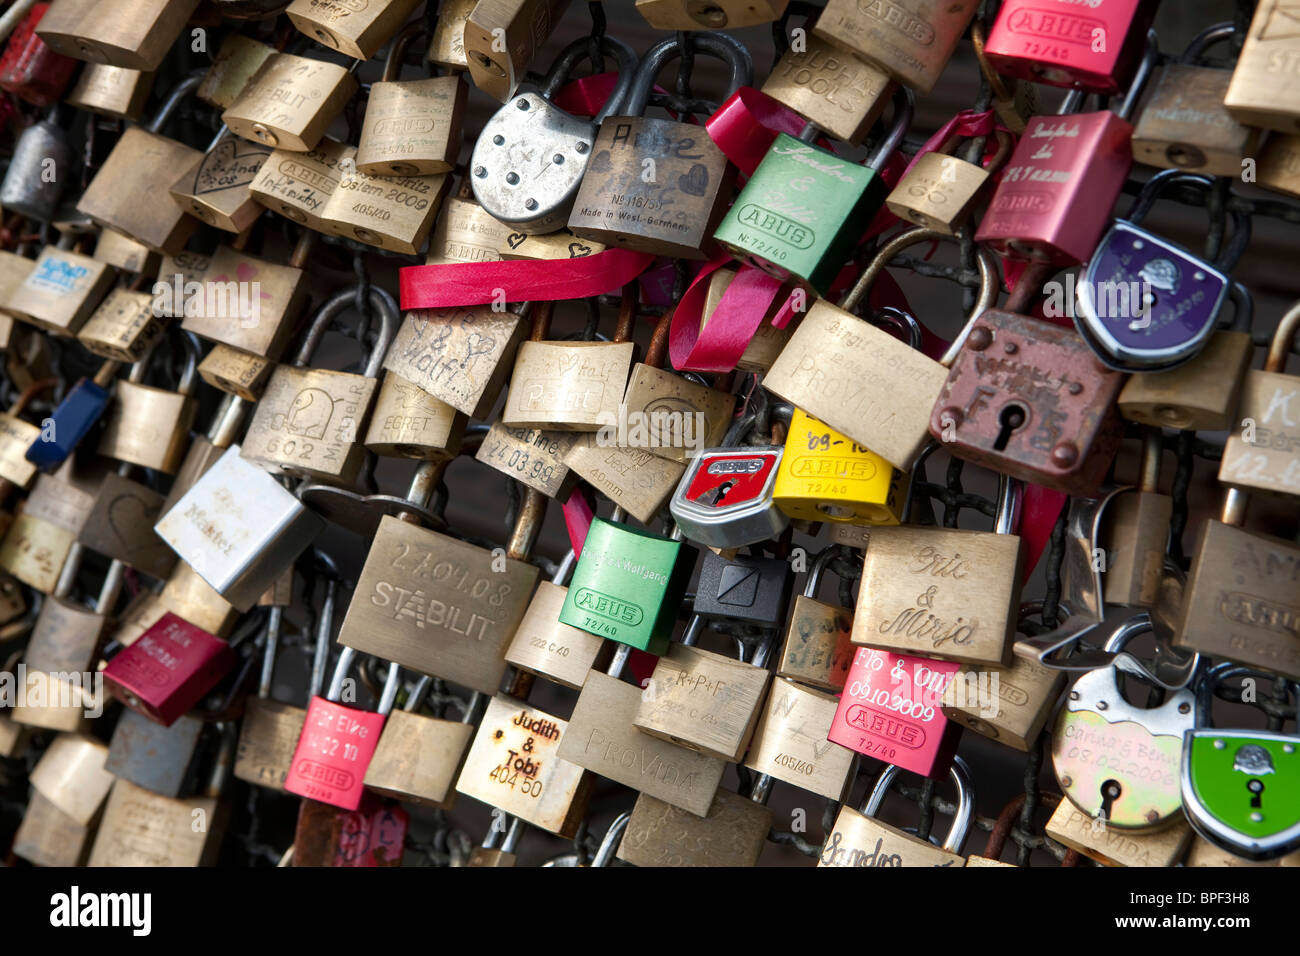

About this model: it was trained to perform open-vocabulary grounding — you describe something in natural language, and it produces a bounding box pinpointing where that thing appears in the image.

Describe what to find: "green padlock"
[713,88,912,296]
[1182,661,1300,862]
[557,517,695,655]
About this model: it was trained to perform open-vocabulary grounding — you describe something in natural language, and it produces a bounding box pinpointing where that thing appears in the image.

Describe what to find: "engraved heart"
[506,232,527,249]
[589,150,612,173]
[107,492,159,553]
[193,137,272,195]
[567,242,592,258]
[677,163,709,197]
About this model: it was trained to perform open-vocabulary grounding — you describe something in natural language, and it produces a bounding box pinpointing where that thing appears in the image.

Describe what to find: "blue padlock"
[25,360,117,473]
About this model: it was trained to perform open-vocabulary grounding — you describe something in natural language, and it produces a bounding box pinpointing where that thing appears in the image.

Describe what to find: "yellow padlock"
[773,408,904,524]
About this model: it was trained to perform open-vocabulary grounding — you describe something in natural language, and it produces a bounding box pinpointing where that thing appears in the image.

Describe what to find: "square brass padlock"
[223,53,358,153]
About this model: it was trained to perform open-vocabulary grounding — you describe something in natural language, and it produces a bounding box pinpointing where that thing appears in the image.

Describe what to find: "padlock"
[1181,661,1300,861]
[5,243,115,336]
[773,407,905,524]
[77,286,169,364]
[466,814,524,867]
[1118,323,1257,433]
[972,19,1038,135]
[23,360,119,474]
[764,227,998,471]
[743,677,855,801]
[885,128,1014,235]
[761,24,894,144]
[556,663,726,817]
[199,344,276,401]
[1100,428,1172,607]
[471,35,635,234]
[0,466,98,594]
[568,33,750,259]
[697,265,796,372]
[819,756,974,867]
[1076,171,1248,372]
[811,0,977,93]
[1259,132,1300,199]
[76,75,205,255]
[337,486,542,693]
[670,446,788,548]
[222,51,358,152]
[284,646,400,811]
[105,708,205,797]
[155,249,210,318]
[776,546,856,692]
[635,616,774,761]
[154,444,325,613]
[942,634,1067,753]
[714,88,912,295]
[455,693,593,837]
[363,370,467,460]
[364,675,477,808]
[96,332,200,474]
[169,129,274,234]
[854,474,1024,667]
[976,37,1158,266]
[66,63,153,119]
[107,560,240,649]
[0,250,34,347]
[557,515,695,655]
[249,137,357,235]
[28,731,116,826]
[103,610,235,726]
[616,357,734,466]
[1052,615,1197,829]
[0,3,77,106]
[0,377,59,492]
[240,286,397,485]
[197,32,274,110]
[425,195,514,264]
[36,0,199,72]
[505,549,612,688]
[22,543,121,678]
[91,223,159,275]
[462,0,573,103]
[634,0,786,29]
[1226,0,1300,134]
[383,304,526,419]
[87,724,235,866]
[321,153,450,255]
[183,230,312,359]
[0,110,72,221]
[983,0,1159,94]
[827,645,962,778]
[693,550,794,626]
[158,392,248,519]
[1219,300,1300,501]
[427,0,474,70]
[355,22,466,177]
[293,791,410,867]
[1045,793,1192,867]
[285,0,420,60]
[11,791,94,867]
[1132,23,1263,178]
[1184,837,1300,867]
[475,419,581,499]
[617,787,773,866]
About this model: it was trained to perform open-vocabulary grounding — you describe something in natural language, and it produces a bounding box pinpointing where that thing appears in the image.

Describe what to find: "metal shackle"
[325,646,401,716]
[1126,169,1251,272]
[865,86,915,172]
[292,285,399,377]
[621,32,753,118]
[862,755,976,854]
[541,35,639,124]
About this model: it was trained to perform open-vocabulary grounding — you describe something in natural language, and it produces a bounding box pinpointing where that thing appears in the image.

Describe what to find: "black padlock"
[692,551,793,627]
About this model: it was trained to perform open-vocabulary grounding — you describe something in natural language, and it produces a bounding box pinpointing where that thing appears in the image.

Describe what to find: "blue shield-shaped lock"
[24,375,112,473]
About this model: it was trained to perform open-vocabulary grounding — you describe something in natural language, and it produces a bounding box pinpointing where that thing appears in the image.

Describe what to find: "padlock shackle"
[381,21,426,82]
[865,86,914,172]
[293,286,400,377]
[309,576,336,701]
[900,440,939,524]
[862,754,975,853]
[551,549,576,585]
[1116,30,1159,123]
[1125,169,1253,273]
[1102,612,1152,653]
[680,613,704,647]
[1138,427,1162,494]
[592,810,631,867]
[258,605,283,700]
[1057,89,1087,116]
[1194,660,1278,727]
[1265,299,1300,374]
[874,307,923,350]
[207,394,249,449]
[404,673,432,713]
[507,487,546,561]
[1180,22,1235,65]
[994,475,1021,535]
[178,331,202,396]
[147,73,204,136]
[622,33,753,119]
[541,35,638,124]
[802,546,837,597]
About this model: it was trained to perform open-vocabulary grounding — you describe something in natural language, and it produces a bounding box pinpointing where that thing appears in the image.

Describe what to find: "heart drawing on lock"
[567,242,592,258]
[107,493,160,554]
[506,232,527,249]
[678,163,709,197]
[589,150,612,173]
[194,138,271,195]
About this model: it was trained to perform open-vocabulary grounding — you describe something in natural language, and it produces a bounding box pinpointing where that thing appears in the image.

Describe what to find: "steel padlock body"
[1182,729,1300,861]
[23,376,111,474]
[103,611,235,726]
[930,310,1126,497]
[0,4,78,107]
[1052,657,1195,828]
[669,446,788,548]
[0,120,71,221]
[693,550,794,626]
[983,0,1160,94]
[284,697,388,811]
[1219,368,1300,500]
[975,111,1134,266]
[1076,221,1230,371]
[105,710,203,797]
[357,74,466,177]
[568,116,734,259]
[714,133,885,295]
[774,408,904,523]
[1225,0,1300,134]
[471,93,596,234]
[828,646,962,778]
[1133,64,1261,178]
[557,517,694,655]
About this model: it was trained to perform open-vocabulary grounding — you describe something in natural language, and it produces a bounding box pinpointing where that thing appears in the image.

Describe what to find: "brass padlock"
[427,0,475,70]
[77,286,169,364]
[614,338,735,463]
[249,137,356,235]
[635,0,785,29]
[363,370,467,460]
[241,286,397,485]
[942,635,1066,753]
[159,392,249,519]
[474,419,581,499]
[424,196,514,264]
[97,332,200,474]
[286,0,420,59]
[1225,0,1300,134]
[1118,329,1256,432]
[66,63,153,119]
[463,0,573,103]
[776,546,856,692]
[197,33,274,110]
[169,129,274,234]
[92,220,161,274]
[76,75,205,255]
[198,345,276,402]
[504,549,612,689]
[356,22,466,176]
[11,790,94,867]
[971,21,1036,135]
[321,156,450,255]
[20,542,120,689]
[223,52,358,152]
[79,468,178,580]
[1258,132,1300,200]
[365,674,476,809]
[1046,796,1191,867]
[4,243,116,337]
[1102,429,1173,607]
[617,787,772,866]
[36,0,199,72]
[0,465,99,594]
[0,378,60,492]
[743,676,856,801]
[885,129,1013,235]
[29,732,117,826]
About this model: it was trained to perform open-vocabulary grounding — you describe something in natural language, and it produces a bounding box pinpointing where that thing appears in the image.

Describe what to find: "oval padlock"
[471,35,636,235]
[1052,615,1200,830]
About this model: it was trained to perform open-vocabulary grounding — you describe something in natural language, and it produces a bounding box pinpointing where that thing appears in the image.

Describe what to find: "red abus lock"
[983,0,1161,94]
[828,646,961,778]
[103,612,235,726]
[0,4,77,107]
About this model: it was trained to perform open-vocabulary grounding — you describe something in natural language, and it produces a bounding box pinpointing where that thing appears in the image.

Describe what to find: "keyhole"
[1248,778,1264,809]
[1099,779,1122,820]
[993,404,1027,452]
[708,480,735,507]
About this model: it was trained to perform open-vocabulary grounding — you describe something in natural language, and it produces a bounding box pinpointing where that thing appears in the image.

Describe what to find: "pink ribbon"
[705,87,823,177]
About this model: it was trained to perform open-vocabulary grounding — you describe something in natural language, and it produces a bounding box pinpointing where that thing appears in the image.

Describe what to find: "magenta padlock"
[103,612,235,727]
[668,446,789,548]
[828,646,962,779]
[284,648,400,811]
[335,798,409,867]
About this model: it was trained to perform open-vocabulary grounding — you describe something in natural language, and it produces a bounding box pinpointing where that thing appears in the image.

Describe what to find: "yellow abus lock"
[773,408,904,524]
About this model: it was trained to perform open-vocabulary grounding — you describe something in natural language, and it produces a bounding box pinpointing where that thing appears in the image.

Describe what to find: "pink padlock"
[103,611,235,727]
[828,646,962,779]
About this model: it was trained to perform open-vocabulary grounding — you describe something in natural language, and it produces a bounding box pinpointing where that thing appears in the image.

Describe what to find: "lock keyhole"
[709,480,735,507]
[1099,779,1122,820]
[1248,778,1264,809]
[993,404,1027,452]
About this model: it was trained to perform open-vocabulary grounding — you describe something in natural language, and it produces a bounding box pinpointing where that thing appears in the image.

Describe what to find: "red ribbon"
[1020,485,1068,584]
[705,87,820,177]
[561,487,596,559]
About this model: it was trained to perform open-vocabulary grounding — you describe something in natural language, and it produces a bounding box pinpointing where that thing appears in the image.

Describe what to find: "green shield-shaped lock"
[1182,729,1300,861]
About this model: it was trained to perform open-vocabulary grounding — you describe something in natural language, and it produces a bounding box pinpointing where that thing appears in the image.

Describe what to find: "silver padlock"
[0,109,73,222]
[470,36,636,235]
[669,443,788,548]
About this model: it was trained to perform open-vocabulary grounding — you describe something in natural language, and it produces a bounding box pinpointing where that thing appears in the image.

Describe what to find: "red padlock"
[975,33,1157,267]
[983,0,1161,95]
[284,648,399,811]
[0,3,78,107]
[828,646,962,779]
[335,798,409,867]
[103,611,235,726]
